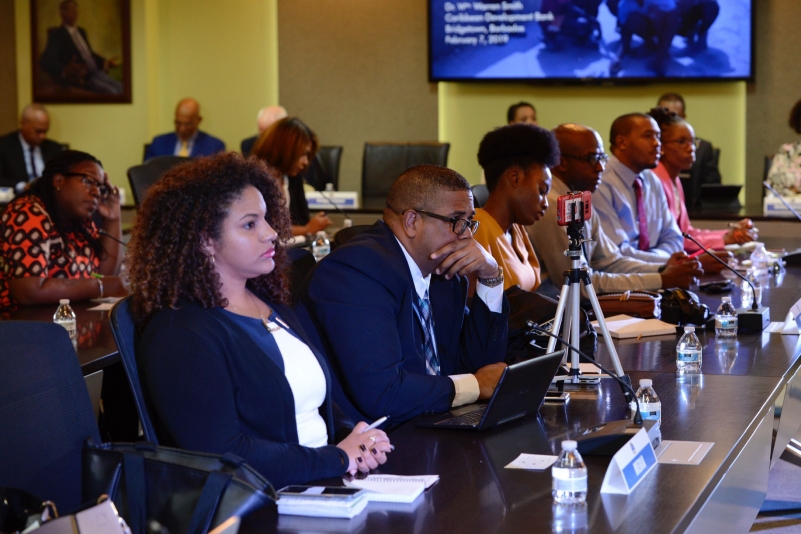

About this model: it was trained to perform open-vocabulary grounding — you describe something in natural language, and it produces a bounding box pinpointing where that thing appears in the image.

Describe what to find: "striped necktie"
[415,290,439,375]
[633,175,651,251]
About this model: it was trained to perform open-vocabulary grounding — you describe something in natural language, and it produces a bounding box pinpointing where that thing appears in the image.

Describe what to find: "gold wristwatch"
[478,267,504,288]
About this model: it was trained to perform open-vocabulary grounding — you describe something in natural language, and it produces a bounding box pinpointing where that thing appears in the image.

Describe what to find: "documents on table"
[343,474,439,503]
[591,315,677,339]
[654,440,714,465]
[88,296,123,311]
[504,453,559,471]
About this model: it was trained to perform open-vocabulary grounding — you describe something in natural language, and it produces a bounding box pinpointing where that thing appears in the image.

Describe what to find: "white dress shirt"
[17,133,44,188]
[395,237,503,407]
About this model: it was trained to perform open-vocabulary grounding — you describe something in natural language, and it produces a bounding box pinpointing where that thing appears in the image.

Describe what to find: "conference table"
[240,245,801,534]
[3,242,800,533]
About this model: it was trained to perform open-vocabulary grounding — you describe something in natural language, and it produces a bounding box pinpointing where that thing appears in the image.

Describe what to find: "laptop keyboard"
[435,405,487,427]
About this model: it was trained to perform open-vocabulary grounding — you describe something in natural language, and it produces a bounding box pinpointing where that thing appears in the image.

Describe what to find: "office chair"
[127,156,189,205]
[0,322,101,511]
[333,225,372,248]
[286,248,317,303]
[109,297,159,443]
[306,146,344,191]
[472,184,489,208]
[361,142,450,209]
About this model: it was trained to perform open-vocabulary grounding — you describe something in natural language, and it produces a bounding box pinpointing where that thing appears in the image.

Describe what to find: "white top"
[684,326,695,333]
[721,296,732,303]
[561,440,578,451]
[640,379,653,387]
[17,133,45,183]
[271,324,329,448]
[395,236,504,407]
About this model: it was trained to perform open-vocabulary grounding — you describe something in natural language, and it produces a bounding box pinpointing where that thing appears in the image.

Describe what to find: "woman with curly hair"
[0,149,126,312]
[766,98,801,195]
[251,117,332,236]
[127,153,390,489]
[647,106,754,270]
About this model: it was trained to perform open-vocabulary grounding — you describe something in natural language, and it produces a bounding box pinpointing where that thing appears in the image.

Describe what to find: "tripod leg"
[582,281,625,377]
[547,274,572,354]
[569,281,582,380]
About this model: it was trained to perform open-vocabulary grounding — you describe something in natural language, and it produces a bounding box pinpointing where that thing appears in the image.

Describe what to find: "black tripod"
[547,220,631,396]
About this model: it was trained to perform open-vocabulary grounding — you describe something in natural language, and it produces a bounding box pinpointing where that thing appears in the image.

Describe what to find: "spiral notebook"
[343,474,439,503]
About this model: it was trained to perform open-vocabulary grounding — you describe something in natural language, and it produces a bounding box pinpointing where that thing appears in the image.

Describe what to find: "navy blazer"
[300,221,509,423]
[0,132,64,189]
[138,298,348,489]
[144,131,225,161]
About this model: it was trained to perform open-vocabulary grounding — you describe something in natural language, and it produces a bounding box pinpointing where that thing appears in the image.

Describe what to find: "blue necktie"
[416,290,440,375]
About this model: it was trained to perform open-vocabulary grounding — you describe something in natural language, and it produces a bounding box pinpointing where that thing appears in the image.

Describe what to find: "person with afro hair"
[471,124,560,295]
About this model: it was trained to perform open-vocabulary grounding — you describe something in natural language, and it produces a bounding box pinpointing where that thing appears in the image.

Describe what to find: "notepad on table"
[343,474,439,503]
[591,315,677,339]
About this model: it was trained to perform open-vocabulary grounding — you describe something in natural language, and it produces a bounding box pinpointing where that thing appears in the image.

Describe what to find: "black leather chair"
[306,146,343,191]
[109,298,159,443]
[333,225,372,248]
[361,142,450,209]
[127,156,189,205]
[0,322,101,511]
[472,184,489,208]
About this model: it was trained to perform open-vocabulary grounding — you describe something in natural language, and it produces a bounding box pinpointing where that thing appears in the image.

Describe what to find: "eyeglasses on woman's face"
[64,173,110,198]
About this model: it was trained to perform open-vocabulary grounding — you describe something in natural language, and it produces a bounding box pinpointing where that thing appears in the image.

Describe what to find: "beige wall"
[0,0,18,133]
[277,0,439,193]
[13,0,279,200]
[439,83,746,195]
[745,0,801,209]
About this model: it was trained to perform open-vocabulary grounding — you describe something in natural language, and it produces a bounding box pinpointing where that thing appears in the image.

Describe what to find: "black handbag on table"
[82,439,276,534]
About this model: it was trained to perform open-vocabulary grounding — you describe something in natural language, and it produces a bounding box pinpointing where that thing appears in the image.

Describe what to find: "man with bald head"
[528,123,702,294]
[301,164,509,424]
[240,105,288,155]
[144,98,225,161]
[592,113,684,262]
[0,104,65,190]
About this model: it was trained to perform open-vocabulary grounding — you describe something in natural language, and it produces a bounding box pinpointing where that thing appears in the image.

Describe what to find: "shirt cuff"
[450,373,480,407]
[475,281,504,313]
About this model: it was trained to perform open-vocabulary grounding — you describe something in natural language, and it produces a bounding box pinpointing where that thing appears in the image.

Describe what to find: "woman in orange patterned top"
[0,150,127,312]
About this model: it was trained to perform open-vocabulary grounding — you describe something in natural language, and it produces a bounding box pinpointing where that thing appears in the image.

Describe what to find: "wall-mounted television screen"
[428,0,753,82]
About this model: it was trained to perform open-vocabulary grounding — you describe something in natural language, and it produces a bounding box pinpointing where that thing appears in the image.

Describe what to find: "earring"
[211,254,215,264]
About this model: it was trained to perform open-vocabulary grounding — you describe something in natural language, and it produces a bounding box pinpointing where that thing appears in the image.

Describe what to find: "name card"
[600,427,657,495]
[306,191,359,210]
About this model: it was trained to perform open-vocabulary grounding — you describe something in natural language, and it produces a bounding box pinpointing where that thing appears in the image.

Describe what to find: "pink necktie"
[633,176,650,251]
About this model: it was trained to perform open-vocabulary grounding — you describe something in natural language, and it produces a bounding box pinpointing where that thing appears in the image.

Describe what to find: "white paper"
[591,315,676,339]
[87,302,115,311]
[654,440,714,465]
[504,453,559,470]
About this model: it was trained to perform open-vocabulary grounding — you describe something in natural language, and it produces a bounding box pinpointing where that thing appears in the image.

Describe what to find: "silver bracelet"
[97,277,104,298]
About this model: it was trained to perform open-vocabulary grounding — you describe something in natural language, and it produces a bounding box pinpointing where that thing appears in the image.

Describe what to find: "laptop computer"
[415,350,565,431]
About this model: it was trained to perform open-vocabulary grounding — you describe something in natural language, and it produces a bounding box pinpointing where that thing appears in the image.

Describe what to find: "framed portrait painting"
[31,0,132,103]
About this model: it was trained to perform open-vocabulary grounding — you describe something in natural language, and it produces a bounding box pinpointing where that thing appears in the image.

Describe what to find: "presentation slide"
[429,0,752,81]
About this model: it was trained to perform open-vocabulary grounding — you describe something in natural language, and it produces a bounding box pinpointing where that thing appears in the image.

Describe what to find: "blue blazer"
[138,298,349,489]
[144,131,225,161]
[300,221,509,423]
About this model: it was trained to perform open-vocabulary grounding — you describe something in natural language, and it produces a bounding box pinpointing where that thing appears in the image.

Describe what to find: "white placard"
[306,191,359,210]
[600,427,657,495]
[504,453,559,470]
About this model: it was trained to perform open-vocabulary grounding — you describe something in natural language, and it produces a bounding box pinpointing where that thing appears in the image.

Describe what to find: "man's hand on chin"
[430,239,499,280]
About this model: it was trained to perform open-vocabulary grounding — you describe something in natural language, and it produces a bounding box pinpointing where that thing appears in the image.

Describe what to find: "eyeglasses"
[64,173,110,197]
[416,209,480,235]
[563,153,610,166]
[663,137,699,148]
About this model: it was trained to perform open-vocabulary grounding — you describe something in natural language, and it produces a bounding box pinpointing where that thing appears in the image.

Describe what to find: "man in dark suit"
[657,92,721,206]
[39,0,122,95]
[144,98,225,161]
[301,164,509,423]
[240,105,287,155]
[0,104,64,190]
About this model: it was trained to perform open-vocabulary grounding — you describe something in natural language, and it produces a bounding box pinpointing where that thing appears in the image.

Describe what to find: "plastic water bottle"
[740,270,762,309]
[53,299,77,351]
[552,440,587,505]
[311,231,330,261]
[715,296,738,339]
[676,326,702,373]
[749,243,769,275]
[630,379,661,422]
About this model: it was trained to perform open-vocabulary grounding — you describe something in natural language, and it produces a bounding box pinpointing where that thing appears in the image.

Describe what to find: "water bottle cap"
[684,326,695,333]
[721,296,731,302]
[316,231,326,238]
[59,299,69,305]
[639,379,653,387]
[561,440,577,451]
